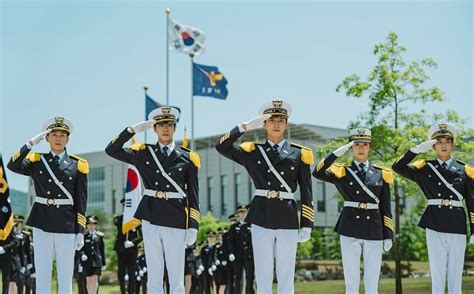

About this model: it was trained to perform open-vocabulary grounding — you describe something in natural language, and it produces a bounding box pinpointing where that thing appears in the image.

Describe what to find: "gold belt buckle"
[358,202,368,210]
[47,199,55,206]
[267,190,279,199]
[155,191,167,199]
[442,199,452,207]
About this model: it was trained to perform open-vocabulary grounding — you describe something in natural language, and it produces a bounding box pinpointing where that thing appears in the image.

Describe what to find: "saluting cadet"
[392,123,474,293]
[114,199,143,294]
[80,215,106,294]
[215,100,314,293]
[7,117,88,294]
[105,106,201,293]
[228,204,254,294]
[313,128,394,294]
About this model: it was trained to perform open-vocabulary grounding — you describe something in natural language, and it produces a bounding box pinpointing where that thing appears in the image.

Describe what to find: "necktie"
[162,146,169,158]
[441,162,447,171]
[272,144,279,157]
[359,163,366,181]
[52,155,60,168]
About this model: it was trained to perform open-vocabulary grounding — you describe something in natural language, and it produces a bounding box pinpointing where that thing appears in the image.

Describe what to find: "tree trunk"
[394,181,403,293]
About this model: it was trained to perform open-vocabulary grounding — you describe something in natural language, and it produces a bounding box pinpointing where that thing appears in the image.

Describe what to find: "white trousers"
[32,228,76,294]
[340,235,383,294]
[426,229,466,294]
[142,221,186,294]
[251,224,298,294]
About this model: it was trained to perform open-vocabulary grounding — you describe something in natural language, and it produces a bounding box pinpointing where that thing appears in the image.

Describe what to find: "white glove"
[27,263,33,270]
[470,235,474,244]
[241,114,271,131]
[383,239,393,252]
[27,129,52,148]
[137,276,141,281]
[143,266,147,273]
[298,228,311,243]
[333,141,354,157]
[81,254,88,261]
[78,265,83,272]
[0,246,5,254]
[129,120,156,133]
[31,273,36,278]
[228,253,235,262]
[222,260,227,266]
[74,233,84,251]
[208,268,213,275]
[185,229,198,246]
[198,265,204,272]
[20,267,25,274]
[139,270,144,276]
[124,274,129,281]
[101,265,107,271]
[215,259,221,266]
[410,139,437,154]
[124,240,134,248]
[211,264,217,271]
[196,269,202,276]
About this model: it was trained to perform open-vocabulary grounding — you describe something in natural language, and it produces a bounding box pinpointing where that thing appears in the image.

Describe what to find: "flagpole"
[190,53,195,149]
[166,8,171,105]
[144,86,148,143]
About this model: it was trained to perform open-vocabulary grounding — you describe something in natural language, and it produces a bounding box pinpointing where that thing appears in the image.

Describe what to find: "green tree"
[330,32,474,293]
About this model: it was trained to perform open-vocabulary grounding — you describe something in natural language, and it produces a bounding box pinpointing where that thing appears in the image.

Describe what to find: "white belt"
[144,189,183,199]
[254,189,294,200]
[344,201,379,210]
[427,199,463,208]
[34,196,73,206]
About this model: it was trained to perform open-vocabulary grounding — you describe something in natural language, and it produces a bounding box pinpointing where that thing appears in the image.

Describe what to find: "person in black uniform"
[392,123,474,293]
[22,229,35,294]
[106,106,200,293]
[7,116,88,293]
[0,230,18,294]
[225,214,236,294]
[216,100,314,293]
[135,244,147,294]
[74,251,87,294]
[228,205,254,294]
[214,228,230,294]
[313,128,393,294]
[192,243,204,294]
[11,215,30,294]
[80,215,106,294]
[114,199,143,294]
[184,243,196,294]
[200,232,217,294]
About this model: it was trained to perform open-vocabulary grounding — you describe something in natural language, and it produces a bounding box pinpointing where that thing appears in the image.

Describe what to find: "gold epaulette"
[239,142,256,153]
[316,158,325,172]
[190,151,201,168]
[26,152,42,163]
[290,143,314,165]
[130,142,146,151]
[410,160,426,169]
[69,154,89,174]
[328,163,347,178]
[465,164,474,180]
[373,165,394,184]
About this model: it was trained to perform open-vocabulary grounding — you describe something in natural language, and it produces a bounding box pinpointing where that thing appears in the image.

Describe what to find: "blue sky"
[1,0,472,191]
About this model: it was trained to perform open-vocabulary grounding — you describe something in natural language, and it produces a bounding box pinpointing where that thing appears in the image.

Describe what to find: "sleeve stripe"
[190,208,200,215]
[302,211,314,220]
[190,212,201,221]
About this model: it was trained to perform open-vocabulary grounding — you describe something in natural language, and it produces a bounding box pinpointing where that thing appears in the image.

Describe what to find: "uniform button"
[267,182,271,185]
[166,185,170,188]
[291,167,295,170]
[39,171,43,174]
[280,171,284,175]
[449,206,453,210]
[267,169,271,173]
[438,193,441,196]
[438,205,441,208]
[56,205,59,208]
[69,177,73,180]
[179,168,182,171]
[280,185,284,188]
[58,194,61,197]
[349,182,353,185]
[155,182,158,186]
[428,175,432,178]
[438,182,441,186]
[367,216,370,220]
[435,165,439,168]
[356,191,360,194]
[356,215,360,219]
[49,179,52,182]
[168,173,172,176]
[146,161,150,165]
[47,191,51,195]
[156,170,160,173]
[257,161,261,164]
[450,195,453,199]
[60,181,63,184]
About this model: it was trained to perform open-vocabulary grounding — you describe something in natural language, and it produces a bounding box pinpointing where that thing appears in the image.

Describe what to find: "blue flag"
[193,63,228,100]
[145,94,181,120]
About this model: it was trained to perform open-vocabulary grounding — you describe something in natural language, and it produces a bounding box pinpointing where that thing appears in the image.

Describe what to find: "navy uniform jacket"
[228,222,253,260]
[200,244,216,271]
[0,232,18,262]
[392,150,474,235]
[215,126,314,230]
[113,215,142,254]
[105,129,200,230]
[81,231,106,269]
[8,145,88,234]
[313,152,394,240]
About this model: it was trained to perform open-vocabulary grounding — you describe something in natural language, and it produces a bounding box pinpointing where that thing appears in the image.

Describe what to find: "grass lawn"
[60,276,474,293]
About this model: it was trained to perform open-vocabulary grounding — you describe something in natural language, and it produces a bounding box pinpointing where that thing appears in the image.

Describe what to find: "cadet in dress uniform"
[216,100,314,293]
[80,215,106,294]
[392,123,474,293]
[135,244,147,294]
[185,243,196,294]
[0,230,18,293]
[74,251,87,294]
[12,215,31,294]
[228,205,254,294]
[214,228,230,294]
[225,214,236,294]
[105,107,200,293]
[313,128,394,294]
[114,199,143,294]
[7,117,88,294]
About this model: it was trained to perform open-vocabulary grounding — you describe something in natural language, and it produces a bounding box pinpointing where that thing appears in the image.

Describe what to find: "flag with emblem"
[168,19,205,56]
[0,154,13,240]
[193,62,228,100]
[122,165,142,234]
[145,94,182,120]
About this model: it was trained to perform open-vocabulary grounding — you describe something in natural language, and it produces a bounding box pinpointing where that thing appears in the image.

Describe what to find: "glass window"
[221,175,228,216]
[316,181,326,212]
[207,177,213,212]
[87,167,105,211]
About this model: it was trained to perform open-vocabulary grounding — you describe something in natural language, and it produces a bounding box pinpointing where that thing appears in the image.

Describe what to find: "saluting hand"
[129,120,156,133]
[410,139,437,154]
[241,114,272,131]
[27,129,52,148]
[333,141,354,157]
